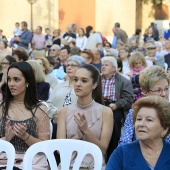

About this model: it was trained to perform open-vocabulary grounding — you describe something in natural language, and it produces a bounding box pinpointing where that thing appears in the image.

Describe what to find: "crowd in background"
[0,21,170,169]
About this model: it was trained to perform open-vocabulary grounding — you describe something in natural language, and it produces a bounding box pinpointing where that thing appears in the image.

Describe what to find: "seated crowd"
[0,21,170,170]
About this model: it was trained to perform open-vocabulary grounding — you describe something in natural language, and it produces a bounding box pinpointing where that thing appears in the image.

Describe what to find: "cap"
[146,44,156,49]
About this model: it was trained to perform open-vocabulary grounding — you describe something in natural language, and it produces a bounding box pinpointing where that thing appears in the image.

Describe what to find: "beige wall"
[4,0,167,42]
[0,0,163,42]
[139,3,155,34]
[58,0,95,33]
[137,1,170,37]
[33,0,59,32]
[0,0,30,38]
[0,0,59,37]
[95,0,136,37]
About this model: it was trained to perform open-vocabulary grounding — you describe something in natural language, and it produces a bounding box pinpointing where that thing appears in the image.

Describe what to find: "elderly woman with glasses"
[47,55,86,120]
[119,65,170,146]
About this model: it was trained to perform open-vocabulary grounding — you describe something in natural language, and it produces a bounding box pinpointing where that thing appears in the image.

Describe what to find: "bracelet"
[23,134,30,141]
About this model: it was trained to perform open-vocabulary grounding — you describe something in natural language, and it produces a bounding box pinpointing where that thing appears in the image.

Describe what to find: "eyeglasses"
[1,62,10,65]
[149,87,169,94]
[50,49,56,51]
[66,64,78,68]
[105,45,110,47]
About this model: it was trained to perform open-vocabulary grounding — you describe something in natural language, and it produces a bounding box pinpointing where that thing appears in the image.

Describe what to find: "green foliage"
[138,0,164,5]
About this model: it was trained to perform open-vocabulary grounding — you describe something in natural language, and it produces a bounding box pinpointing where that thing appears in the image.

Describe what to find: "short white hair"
[155,41,162,47]
[101,56,118,71]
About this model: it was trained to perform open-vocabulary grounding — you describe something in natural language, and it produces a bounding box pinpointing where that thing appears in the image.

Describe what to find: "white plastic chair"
[164,62,168,72]
[0,140,15,170]
[23,139,103,170]
[49,121,53,139]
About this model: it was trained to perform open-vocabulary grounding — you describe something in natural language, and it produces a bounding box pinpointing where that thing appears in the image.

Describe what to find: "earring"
[161,133,165,138]
[26,84,29,87]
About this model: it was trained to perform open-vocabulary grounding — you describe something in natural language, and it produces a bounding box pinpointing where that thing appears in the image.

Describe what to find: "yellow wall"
[1,0,136,39]
[58,0,95,33]
[95,0,136,37]
[0,0,59,37]
[136,1,170,37]
[33,0,59,32]
[0,0,30,37]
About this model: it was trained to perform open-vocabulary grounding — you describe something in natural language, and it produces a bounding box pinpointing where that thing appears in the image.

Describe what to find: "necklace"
[9,101,29,121]
[142,146,163,162]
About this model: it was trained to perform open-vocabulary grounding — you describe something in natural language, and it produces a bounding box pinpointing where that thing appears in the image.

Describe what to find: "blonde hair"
[27,60,45,83]
[53,29,60,36]
[129,52,147,69]
[119,46,129,53]
[35,56,50,74]
[133,96,170,139]
[139,65,169,92]
[123,45,131,52]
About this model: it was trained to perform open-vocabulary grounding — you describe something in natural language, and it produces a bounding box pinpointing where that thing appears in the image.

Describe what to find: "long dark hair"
[3,55,16,64]
[79,64,104,105]
[3,62,40,117]
[85,26,93,38]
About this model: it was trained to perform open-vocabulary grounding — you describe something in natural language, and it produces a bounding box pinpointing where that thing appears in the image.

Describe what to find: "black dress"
[37,82,50,101]
[53,37,61,46]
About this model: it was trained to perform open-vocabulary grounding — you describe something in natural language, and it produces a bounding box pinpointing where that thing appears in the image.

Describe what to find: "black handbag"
[104,99,115,106]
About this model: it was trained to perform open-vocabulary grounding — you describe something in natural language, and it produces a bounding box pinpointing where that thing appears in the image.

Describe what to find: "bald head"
[49,44,61,58]
[67,25,73,33]
[91,48,102,63]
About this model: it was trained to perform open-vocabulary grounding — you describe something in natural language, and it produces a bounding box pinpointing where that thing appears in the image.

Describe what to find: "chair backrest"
[0,140,15,170]
[23,139,103,170]
[164,62,168,72]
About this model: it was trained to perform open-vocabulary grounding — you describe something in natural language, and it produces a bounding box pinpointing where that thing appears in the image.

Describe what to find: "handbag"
[104,98,115,106]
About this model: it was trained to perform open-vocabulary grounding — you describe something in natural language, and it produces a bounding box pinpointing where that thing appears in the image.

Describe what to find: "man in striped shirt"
[101,56,133,160]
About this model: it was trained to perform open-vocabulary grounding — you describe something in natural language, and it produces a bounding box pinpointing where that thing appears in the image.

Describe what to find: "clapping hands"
[74,113,88,134]
[5,121,28,141]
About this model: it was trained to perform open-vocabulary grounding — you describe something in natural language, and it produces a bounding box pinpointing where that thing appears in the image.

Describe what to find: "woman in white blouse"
[76,28,87,51]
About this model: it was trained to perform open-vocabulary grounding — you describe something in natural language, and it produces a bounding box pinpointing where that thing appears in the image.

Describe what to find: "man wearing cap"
[146,43,165,68]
